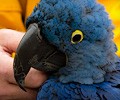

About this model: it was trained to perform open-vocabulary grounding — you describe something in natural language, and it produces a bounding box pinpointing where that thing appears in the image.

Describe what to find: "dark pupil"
[72,35,81,42]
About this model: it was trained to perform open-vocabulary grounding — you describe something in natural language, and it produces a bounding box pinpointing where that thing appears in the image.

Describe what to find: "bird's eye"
[71,30,83,44]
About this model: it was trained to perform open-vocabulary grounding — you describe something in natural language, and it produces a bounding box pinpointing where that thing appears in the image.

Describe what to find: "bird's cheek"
[72,43,81,50]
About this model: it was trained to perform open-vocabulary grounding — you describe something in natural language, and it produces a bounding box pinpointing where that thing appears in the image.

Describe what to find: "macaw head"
[14,0,119,91]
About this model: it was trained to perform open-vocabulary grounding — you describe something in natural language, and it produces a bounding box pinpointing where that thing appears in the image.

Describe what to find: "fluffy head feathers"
[26,0,118,84]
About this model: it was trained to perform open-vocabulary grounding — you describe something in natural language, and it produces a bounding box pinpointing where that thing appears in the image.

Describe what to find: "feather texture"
[25,0,120,99]
[37,62,120,100]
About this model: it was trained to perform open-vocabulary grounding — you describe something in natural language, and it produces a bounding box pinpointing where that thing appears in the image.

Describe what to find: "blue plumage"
[37,80,120,100]
[37,64,120,100]
[26,0,120,99]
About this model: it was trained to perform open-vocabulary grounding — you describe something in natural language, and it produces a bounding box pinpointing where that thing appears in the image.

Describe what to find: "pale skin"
[0,29,47,100]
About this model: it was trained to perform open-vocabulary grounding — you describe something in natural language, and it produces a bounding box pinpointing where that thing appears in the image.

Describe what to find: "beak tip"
[13,54,28,92]
[17,79,27,92]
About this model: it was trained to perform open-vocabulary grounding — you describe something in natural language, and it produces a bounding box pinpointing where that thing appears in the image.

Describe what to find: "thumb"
[0,29,25,53]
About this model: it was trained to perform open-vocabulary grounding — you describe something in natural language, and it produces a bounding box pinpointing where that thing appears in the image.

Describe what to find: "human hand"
[0,29,47,100]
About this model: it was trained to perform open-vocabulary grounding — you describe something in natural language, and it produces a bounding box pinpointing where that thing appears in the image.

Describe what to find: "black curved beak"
[13,23,66,91]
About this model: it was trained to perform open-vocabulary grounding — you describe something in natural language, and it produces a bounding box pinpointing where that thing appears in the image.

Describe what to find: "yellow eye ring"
[71,30,83,44]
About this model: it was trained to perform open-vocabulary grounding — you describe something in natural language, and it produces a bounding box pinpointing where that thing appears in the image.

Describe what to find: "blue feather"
[37,71,120,100]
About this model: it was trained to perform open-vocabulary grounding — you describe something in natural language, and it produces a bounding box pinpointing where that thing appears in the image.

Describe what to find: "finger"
[0,52,15,82]
[24,68,47,88]
[0,29,24,53]
[0,82,37,100]
[9,65,47,88]
[0,52,47,88]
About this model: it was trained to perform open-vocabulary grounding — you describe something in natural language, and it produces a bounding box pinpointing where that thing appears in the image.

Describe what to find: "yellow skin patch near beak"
[71,30,84,44]
[12,52,16,58]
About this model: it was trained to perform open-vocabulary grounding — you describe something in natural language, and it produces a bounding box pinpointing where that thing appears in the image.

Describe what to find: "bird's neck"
[59,50,119,84]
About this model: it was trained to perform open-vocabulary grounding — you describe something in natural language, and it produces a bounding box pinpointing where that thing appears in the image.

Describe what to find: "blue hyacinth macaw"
[13,0,120,99]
